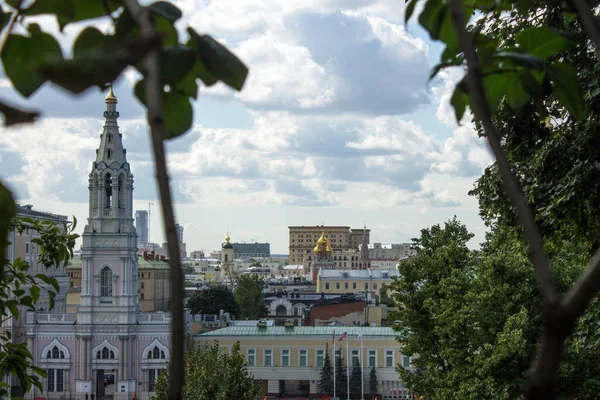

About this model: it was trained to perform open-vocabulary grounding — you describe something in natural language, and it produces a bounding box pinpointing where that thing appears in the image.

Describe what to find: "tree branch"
[121,1,184,399]
[447,1,566,398]
[447,0,557,304]
[563,247,600,320]
[572,0,600,59]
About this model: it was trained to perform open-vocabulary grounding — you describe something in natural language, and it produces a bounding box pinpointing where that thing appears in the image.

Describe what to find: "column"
[118,338,124,380]
[112,179,119,215]
[123,337,129,379]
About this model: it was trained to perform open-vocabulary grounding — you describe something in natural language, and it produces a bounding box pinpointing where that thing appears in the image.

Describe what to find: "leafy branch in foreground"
[406,0,600,398]
[0,183,79,397]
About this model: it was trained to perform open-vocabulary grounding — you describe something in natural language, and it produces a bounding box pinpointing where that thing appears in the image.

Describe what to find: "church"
[24,88,187,400]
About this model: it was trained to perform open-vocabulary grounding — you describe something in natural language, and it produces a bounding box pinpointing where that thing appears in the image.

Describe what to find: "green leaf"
[502,72,530,109]
[547,61,586,121]
[405,0,418,24]
[0,11,11,32]
[160,45,196,87]
[494,51,546,70]
[35,274,59,292]
[6,300,19,318]
[1,24,64,97]
[150,1,182,22]
[482,74,507,113]
[173,72,198,99]
[155,16,178,47]
[134,81,193,140]
[30,285,40,303]
[24,0,122,30]
[0,101,39,126]
[418,0,446,41]
[0,183,16,257]
[187,29,248,91]
[451,84,468,123]
[73,27,110,57]
[515,27,573,59]
[37,36,157,94]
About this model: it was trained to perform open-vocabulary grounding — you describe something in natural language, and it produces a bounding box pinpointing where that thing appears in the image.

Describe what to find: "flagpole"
[346,338,350,400]
[360,334,365,400]
[333,331,336,399]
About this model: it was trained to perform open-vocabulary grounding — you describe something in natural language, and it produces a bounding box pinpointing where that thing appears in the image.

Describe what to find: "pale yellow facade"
[194,326,411,398]
[317,271,399,296]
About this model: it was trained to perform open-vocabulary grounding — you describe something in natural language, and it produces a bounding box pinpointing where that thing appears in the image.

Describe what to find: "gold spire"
[105,85,117,103]
[225,233,230,243]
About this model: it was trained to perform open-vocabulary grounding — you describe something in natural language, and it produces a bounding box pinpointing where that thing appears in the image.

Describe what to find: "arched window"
[104,173,112,208]
[107,134,112,143]
[160,350,165,359]
[102,347,109,359]
[225,254,228,262]
[276,305,287,316]
[97,351,101,359]
[100,266,112,298]
[147,350,152,359]
[110,350,115,359]
[52,346,59,359]
[153,346,160,359]
[107,149,112,159]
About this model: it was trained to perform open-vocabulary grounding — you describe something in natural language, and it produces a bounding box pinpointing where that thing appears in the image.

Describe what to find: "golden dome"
[314,231,332,253]
[317,231,328,245]
[225,234,230,243]
[325,243,332,253]
[105,85,117,103]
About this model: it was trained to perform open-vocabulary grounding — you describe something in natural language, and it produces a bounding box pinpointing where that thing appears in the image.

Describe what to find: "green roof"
[196,326,398,338]
[67,256,168,270]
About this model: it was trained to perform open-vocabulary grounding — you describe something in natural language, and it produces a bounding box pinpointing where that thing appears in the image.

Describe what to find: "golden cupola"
[313,231,332,253]
[105,85,117,103]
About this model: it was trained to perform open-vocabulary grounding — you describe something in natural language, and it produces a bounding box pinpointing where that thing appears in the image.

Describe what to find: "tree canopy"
[152,341,258,400]
[234,274,267,320]
[186,285,240,317]
[319,343,334,395]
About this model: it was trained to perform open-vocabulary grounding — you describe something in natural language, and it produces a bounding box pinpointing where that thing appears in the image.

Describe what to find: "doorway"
[96,369,116,399]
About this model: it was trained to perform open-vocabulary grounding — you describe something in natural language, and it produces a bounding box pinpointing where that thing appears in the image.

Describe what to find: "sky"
[0,0,493,255]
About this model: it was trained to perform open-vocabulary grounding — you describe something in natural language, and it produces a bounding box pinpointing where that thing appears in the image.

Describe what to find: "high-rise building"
[136,210,148,245]
[175,223,186,258]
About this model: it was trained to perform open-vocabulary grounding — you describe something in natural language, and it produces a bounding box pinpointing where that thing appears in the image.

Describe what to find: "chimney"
[143,251,148,261]
[151,250,155,260]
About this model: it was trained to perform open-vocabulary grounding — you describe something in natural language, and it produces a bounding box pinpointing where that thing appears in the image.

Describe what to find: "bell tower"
[79,87,138,325]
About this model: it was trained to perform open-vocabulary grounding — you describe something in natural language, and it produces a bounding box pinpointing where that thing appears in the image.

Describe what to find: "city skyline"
[0,0,491,255]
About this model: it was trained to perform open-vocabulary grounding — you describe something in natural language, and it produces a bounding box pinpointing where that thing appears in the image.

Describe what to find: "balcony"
[34,313,77,324]
[137,312,172,324]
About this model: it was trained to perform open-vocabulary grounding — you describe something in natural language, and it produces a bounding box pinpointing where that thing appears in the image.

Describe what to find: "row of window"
[244,348,409,369]
[325,282,378,290]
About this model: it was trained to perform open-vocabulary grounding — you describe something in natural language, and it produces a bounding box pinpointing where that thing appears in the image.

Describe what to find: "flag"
[338,332,347,341]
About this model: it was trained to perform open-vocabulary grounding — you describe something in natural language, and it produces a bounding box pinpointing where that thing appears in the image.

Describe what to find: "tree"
[183,265,195,275]
[350,358,362,398]
[319,343,334,395]
[0,0,249,397]
[376,283,395,307]
[335,350,347,398]
[408,0,600,398]
[234,274,267,320]
[369,367,378,395]
[186,285,240,317]
[0,188,78,397]
[152,341,258,400]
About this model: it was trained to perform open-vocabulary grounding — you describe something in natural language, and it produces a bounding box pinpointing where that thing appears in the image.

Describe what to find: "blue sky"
[0,0,492,254]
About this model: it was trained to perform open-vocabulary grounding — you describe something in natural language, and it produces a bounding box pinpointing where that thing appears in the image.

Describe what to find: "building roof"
[16,204,68,221]
[282,264,303,270]
[196,326,396,337]
[319,269,399,279]
[67,256,168,270]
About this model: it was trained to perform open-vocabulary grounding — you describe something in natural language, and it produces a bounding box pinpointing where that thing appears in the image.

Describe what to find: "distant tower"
[358,224,371,270]
[175,223,186,258]
[220,234,234,282]
[135,210,148,245]
[310,232,335,283]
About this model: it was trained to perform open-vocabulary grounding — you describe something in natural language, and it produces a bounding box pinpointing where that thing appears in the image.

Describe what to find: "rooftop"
[196,326,396,337]
[16,204,68,221]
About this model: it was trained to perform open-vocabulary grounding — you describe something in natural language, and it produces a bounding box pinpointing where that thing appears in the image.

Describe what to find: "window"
[247,349,256,366]
[353,282,357,289]
[351,349,359,367]
[344,282,348,289]
[364,282,368,289]
[368,350,377,367]
[149,369,156,392]
[299,349,307,367]
[385,350,394,367]
[264,349,272,367]
[281,349,290,367]
[402,355,410,368]
[100,266,113,298]
[46,368,64,392]
[373,283,378,290]
[325,282,330,290]
[108,134,112,143]
[25,242,30,254]
[141,282,145,289]
[316,349,325,367]
[336,282,340,289]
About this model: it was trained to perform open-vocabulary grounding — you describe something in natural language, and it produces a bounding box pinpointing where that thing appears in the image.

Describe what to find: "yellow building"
[67,255,171,312]
[288,226,370,265]
[194,325,411,398]
[317,269,399,296]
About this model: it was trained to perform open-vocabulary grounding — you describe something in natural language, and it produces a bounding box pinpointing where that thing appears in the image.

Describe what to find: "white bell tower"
[78,86,138,325]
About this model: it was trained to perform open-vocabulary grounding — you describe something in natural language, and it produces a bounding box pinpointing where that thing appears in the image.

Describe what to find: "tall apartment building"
[175,223,187,258]
[136,210,148,245]
[288,225,370,265]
